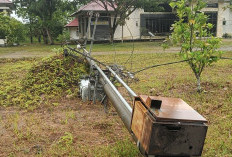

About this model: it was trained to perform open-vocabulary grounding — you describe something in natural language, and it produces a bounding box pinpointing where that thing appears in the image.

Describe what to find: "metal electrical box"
[131,95,208,156]
[79,77,105,102]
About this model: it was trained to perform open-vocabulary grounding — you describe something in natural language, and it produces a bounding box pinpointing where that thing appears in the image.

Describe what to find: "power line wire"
[132,60,188,75]
[123,22,135,71]
[221,57,232,60]
[132,56,232,75]
[67,47,108,67]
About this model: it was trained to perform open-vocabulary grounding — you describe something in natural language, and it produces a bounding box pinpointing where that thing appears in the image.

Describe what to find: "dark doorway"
[205,12,218,36]
[141,14,177,36]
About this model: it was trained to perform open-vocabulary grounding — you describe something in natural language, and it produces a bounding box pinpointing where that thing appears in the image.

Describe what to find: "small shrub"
[58,132,73,146]
[57,30,70,44]
[169,0,223,92]
[222,33,232,39]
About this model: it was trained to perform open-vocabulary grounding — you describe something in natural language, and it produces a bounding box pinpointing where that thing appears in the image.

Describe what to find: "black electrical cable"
[221,57,232,60]
[132,56,232,75]
[132,60,189,75]
[123,22,135,70]
[67,47,108,67]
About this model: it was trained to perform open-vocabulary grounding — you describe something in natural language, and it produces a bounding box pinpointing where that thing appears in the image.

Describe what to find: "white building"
[65,18,80,41]
[201,0,232,37]
[70,0,232,41]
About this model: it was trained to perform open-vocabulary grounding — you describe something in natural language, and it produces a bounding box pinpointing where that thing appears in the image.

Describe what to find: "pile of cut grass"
[0,54,89,109]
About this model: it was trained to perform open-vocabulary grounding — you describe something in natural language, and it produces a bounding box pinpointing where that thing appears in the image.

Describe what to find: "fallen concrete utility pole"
[68,46,134,130]
[90,59,133,130]
[67,46,208,157]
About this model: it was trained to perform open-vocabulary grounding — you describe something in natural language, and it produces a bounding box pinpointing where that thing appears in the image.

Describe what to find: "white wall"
[114,9,144,40]
[220,2,232,36]
[197,1,232,37]
[69,27,79,40]
[0,39,6,46]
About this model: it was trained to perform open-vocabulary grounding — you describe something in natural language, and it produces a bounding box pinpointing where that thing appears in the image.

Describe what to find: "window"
[206,3,218,8]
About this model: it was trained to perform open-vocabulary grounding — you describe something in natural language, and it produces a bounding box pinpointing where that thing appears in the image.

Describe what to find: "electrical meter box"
[131,95,208,156]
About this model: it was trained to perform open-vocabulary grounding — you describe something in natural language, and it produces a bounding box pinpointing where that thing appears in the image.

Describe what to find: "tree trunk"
[196,75,202,93]
[43,35,48,44]
[38,35,41,43]
[46,28,54,45]
[30,35,33,44]
[108,14,114,43]
[109,26,117,43]
[121,25,124,43]
[43,30,48,44]
[29,18,33,44]
[110,32,114,43]
[109,25,114,43]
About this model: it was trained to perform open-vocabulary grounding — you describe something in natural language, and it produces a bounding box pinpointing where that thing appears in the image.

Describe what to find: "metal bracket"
[101,94,108,113]
[93,69,99,104]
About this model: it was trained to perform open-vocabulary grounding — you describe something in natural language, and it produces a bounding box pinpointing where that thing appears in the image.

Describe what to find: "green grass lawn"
[0,39,231,57]
[0,43,231,156]
[221,39,232,46]
[0,44,59,58]
[0,41,162,56]
[86,41,163,52]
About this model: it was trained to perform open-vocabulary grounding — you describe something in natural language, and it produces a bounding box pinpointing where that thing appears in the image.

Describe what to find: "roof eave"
[71,10,115,17]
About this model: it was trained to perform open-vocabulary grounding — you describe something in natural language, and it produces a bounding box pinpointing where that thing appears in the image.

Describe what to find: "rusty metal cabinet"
[131,95,208,156]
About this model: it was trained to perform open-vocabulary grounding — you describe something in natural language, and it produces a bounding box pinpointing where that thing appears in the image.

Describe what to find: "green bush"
[0,13,25,45]
[57,30,70,44]
[222,33,232,39]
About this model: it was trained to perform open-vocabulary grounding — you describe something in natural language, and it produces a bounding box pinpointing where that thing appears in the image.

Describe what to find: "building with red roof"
[65,18,79,27]
[65,18,80,41]
[71,0,142,41]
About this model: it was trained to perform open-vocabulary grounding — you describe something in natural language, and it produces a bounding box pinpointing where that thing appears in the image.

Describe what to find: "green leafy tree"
[13,0,36,43]
[0,13,25,45]
[57,30,70,44]
[14,0,86,44]
[143,0,172,12]
[169,0,223,92]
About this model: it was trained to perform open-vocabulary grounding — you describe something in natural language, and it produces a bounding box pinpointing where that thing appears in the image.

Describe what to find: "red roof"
[0,0,12,3]
[65,18,79,27]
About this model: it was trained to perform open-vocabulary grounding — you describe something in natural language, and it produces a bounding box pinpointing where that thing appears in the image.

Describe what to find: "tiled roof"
[70,0,116,16]
[0,0,12,3]
[65,18,79,27]
[78,0,115,12]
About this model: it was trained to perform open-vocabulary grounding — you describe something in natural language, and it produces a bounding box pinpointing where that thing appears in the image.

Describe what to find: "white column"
[217,2,224,37]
